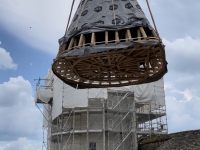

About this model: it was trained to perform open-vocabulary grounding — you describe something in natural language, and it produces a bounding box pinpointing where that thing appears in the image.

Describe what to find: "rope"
[64,0,76,36]
[111,0,117,25]
[146,0,160,38]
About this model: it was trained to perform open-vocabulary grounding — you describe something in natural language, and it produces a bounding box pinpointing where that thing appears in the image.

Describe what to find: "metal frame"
[36,79,168,150]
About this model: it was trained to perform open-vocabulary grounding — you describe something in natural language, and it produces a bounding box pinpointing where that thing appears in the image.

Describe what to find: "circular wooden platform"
[53,44,167,88]
[52,27,167,88]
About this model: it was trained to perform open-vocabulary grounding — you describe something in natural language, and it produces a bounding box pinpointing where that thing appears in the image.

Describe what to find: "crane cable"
[145,0,160,38]
[64,0,76,36]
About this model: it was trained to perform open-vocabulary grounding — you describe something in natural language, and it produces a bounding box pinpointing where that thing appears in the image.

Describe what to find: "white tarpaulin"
[108,78,165,104]
[43,104,51,128]
[62,84,88,108]
[45,69,165,120]
[52,76,63,120]
[52,76,107,120]
[34,86,53,103]
[89,88,107,99]
[63,87,107,108]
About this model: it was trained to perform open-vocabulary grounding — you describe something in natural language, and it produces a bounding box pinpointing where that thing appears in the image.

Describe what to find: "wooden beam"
[90,33,96,46]
[105,31,108,45]
[78,34,84,48]
[127,29,133,41]
[115,31,120,43]
[68,38,75,51]
[139,27,147,38]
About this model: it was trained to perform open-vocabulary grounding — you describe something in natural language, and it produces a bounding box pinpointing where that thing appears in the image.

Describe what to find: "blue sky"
[0,27,53,86]
[1,0,200,149]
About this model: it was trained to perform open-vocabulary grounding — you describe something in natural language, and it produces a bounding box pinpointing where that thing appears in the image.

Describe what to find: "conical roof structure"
[52,0,167,88]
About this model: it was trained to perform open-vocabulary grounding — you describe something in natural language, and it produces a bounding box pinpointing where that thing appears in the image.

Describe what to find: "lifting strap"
[145,0,160,38]
[65,0,76,36]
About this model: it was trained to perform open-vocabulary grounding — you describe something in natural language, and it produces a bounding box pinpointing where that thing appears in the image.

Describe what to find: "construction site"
[34,0,200,149]
[35,69,168,150]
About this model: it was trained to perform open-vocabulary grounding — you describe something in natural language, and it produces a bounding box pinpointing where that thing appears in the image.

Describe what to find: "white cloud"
[163,36,200,95]
[140,0,200,40]
[0,0,80,54]
[0,77,42,146]
[165,83,200,133]
[0,48,17,70]
[163,37,200,133]
[164,36,200,74]
[166,96,200,133]
[1,138,40,150]
[1,0,199,54]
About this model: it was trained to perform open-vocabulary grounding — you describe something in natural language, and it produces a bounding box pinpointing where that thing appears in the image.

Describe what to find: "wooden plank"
[90,33,96,46]
[139,27,147,38]
[68,38,75,50]
[78,34,84,48]
[115,54,123,61]
[53,41,166,87]
[127,29,133,41]
[105,31,108,45]
[98,56,105,65]
[79,61,135,76]
[115,31,120,43]
[85,77,144,82]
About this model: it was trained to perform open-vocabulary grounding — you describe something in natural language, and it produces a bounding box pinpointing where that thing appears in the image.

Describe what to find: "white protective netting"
[34,86,53,104]
[41,69,165,121]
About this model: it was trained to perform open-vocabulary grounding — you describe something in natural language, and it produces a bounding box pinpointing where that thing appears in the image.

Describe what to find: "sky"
[0,0,200,149]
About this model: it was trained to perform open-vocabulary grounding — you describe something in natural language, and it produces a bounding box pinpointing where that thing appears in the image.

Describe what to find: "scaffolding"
[35,74,168,150]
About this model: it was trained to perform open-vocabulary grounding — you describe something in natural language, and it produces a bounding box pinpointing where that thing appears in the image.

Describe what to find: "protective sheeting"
[43,69,165,120]
[52,76,107,120]
[63,86,107,108]
[133,79,165,105]
[108,78,165,105]
[62,85,88,108]
[43,104,51,128]
[151,79,165,106]
[34,86,53,103]
[52,76,63,120]
[59,0,152,44]
[89,88,107,99]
